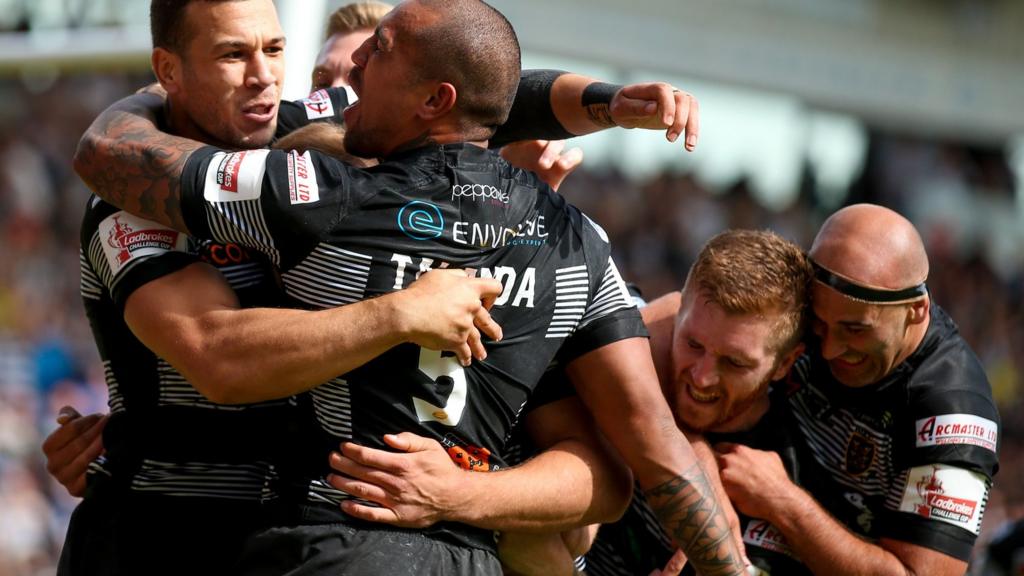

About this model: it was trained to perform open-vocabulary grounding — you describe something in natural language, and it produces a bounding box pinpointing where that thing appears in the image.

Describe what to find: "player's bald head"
[810,204,929,289]
[400,0,521,134]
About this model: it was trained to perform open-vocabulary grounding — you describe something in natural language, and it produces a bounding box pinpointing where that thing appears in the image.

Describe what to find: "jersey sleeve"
[274,86,354,139]
[81,197,197,309]
[178,145,360,271]
[880,378,1000,560]
[557,214,648,363]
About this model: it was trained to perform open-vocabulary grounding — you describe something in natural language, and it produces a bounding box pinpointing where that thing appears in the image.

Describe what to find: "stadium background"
[0,0,1021,573]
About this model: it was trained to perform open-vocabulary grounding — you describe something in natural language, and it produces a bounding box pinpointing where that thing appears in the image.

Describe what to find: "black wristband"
[491,69,575,148]
[581,81,622,107]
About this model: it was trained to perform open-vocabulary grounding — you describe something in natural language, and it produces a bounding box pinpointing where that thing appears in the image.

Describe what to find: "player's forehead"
[184,0,284,50]
[677,292,774,364]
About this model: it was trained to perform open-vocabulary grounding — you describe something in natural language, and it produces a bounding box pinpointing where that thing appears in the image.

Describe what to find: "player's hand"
[500,140,583,191]
[610,83,699,151]
[42,406,108,497]
[649,548,687,576]
[396,269,504,366]
[715,442,796,522]
[327,432,466,528]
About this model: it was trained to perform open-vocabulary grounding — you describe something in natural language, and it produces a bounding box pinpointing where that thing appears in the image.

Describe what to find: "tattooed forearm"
[74,94,202,233]
[584,104,615,128]
[645,463,746,576]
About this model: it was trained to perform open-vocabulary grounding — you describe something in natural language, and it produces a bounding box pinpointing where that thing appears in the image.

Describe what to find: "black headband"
[812,261,927,304]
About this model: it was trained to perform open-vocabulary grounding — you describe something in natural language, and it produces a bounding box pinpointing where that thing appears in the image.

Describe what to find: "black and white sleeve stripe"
[579,257,634,328]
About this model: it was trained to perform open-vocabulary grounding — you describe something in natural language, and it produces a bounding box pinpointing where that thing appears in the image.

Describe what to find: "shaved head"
[810,204,929,289]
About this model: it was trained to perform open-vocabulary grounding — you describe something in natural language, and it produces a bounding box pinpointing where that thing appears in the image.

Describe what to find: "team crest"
[845,431,876,475]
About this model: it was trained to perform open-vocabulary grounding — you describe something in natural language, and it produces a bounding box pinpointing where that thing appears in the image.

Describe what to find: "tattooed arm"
[567,337,746,576]
[74,93,203,234]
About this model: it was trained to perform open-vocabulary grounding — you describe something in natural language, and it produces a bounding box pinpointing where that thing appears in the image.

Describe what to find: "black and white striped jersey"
[178,142,647,528]
[74,88,352,502]
[79,195,293,502]
[787,304,1000,561]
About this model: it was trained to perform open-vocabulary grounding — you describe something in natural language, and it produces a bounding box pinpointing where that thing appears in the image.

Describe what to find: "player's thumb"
[611,97,658,121]
[56,405,82,425]
[384,432,430,453]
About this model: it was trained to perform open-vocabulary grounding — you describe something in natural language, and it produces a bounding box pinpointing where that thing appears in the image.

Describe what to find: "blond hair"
[684,229,812,353]
[324,2,393,39]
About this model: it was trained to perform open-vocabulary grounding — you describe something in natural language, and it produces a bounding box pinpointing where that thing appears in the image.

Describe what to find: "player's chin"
[235,125,277,149]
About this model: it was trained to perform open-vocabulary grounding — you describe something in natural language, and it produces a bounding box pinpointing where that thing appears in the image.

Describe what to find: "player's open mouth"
[242,102,276,123]
[832,354,866,370]
[688,385,721,403]
[343,101,360,125]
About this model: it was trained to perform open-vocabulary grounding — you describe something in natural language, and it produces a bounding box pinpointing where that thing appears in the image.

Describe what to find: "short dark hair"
[150,0,241,53]
[411,0,521,138]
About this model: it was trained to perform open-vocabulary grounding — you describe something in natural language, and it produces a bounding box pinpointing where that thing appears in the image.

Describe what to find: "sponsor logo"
[287,150,320,205]
[106,215,179,264]
[916,414,998,453]
[913,467,978,523]
[199,242,253,267]
[452,214,548,249]
[204,150,268,202]
[845,431,876,476]
[397,201,444,240]
[451,183,510,205]
[742,520,795,558]
[441,435,493,472]
[301,89,335,120]
[899,464,987,534]
[217,151,247,192]
[99,212,185,273]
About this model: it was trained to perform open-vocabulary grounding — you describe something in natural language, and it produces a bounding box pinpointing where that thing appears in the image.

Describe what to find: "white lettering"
[511,267,536,308]
[392,253,414,289]
[451,184,510,204]
[416,257,434,281]
[453,221,468,245]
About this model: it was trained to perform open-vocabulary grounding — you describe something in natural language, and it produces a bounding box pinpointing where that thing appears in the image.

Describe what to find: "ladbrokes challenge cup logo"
[100,213,183,273]
[398,201,444,240]
[899,463,987,535]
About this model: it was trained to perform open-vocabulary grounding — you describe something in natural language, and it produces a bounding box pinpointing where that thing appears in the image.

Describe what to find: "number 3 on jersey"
[412,348,467,426]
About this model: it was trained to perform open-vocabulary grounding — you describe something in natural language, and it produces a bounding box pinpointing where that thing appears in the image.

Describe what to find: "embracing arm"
[125,263,502,404]
[73,93,204,233]
[717,443,967,575]
[567,337,746,576]
[328,395,632,532]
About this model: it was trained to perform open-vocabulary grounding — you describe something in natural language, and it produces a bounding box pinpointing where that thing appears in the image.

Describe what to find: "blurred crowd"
[0,73,1020,575]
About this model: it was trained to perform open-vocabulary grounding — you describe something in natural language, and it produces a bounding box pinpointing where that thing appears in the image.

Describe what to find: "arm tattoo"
[584,104,615,129]
[644,463,746,576]
[75,96,203,233]
[581,81,620,129]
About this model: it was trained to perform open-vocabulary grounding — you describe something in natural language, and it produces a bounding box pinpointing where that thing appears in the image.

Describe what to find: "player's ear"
[151,48,184,95]
[772,341,805,381]
[418,82,457,121]
[906,299,929,326]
